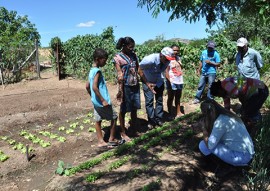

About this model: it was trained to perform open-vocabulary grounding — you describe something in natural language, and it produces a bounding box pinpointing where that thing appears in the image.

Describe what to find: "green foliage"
[49,25,270,109]
[137,0,270,26]
[0,150,9,162]
[244,113,270,190]
[218,13,270,45]
[108,156,131,171]
[0,7,40,83]
[141,178,161,191]
[61,26,116,80]
[85,171,104,182]
[55,160,72,176]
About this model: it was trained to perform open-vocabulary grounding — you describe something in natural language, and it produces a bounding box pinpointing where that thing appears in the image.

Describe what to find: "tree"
[137,0,270,27]
[218,13,270,44]
[0,7,40,82]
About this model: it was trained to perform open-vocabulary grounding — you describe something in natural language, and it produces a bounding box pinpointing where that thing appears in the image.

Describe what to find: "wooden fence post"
[35,39,40,79]
[57,43,60,80]
[0,67,4,88]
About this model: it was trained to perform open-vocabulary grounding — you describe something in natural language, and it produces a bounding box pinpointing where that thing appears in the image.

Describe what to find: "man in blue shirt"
[193,41,221,104]
[138,47,175,129]
[235,37,263,80]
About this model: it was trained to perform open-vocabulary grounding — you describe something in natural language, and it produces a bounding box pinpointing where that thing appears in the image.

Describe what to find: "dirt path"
[0,70,244,191]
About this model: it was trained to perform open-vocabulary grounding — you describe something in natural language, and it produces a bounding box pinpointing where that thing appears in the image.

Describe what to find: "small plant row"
[20,130,51,148]
[0,150,9,162]
[67,112,198,175]
[85,126,193,185]
[55,112,97,134]
[68,124,170,175]
[85,155,132,182]
[85,127,196,186]
[58,124,96,134]
[84,122,185,182]
[39,131,66,142]
[1,136,34,154]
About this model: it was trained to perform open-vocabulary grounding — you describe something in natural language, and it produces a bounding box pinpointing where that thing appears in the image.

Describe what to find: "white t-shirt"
[168,59,183,84]
[208,114,254,155]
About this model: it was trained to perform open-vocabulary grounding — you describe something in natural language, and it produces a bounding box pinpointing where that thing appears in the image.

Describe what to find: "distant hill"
[169,38,191,44]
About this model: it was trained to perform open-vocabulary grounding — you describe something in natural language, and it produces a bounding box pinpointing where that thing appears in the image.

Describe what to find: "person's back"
[209,114,254,155]
[199,100,254,167]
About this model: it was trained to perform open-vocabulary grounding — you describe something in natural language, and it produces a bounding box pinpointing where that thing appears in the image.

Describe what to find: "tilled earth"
[0,70,246,191]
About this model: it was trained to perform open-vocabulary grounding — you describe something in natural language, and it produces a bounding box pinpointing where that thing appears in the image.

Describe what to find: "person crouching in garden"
[199,100,254,169]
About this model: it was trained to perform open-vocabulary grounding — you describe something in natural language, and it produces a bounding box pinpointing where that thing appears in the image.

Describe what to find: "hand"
[196,69,200,76]
[205,60,211,64]
[102,100,109,107]
[118,75,124,83]
[147,82,156,94]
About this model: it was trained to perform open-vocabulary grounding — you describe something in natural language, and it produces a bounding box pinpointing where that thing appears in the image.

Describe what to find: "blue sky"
[1,0,214,47]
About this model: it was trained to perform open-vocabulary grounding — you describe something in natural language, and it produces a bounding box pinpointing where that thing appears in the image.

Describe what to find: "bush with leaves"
[0,7,40,83]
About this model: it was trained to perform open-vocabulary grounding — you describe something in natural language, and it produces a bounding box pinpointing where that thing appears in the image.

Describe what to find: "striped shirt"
[221,77,266,109]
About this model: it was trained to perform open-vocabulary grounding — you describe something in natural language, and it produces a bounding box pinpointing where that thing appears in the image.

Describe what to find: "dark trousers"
[240,86,269,119]
[142,83,164,124]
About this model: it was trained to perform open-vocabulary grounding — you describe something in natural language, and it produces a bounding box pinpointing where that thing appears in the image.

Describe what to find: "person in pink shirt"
[210,77,269,126]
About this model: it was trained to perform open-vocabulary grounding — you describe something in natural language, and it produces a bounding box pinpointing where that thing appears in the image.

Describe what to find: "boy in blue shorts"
[86,48,118,148]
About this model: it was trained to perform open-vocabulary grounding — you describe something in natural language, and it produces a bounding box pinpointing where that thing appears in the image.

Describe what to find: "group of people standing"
[85,35,269,171]
[86,36,184,148]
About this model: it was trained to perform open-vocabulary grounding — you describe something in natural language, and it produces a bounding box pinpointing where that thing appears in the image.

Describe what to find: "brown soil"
[0,70,247,191]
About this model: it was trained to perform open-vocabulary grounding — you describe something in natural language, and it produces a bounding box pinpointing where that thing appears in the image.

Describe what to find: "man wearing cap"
[193,41,221,104]
[138,47,175,129]
[236,37,263,80]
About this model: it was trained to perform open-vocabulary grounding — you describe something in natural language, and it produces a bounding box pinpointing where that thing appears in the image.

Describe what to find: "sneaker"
[192,99,200,104]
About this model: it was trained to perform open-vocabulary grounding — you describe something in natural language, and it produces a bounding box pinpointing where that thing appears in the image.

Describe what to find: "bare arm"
[205,60,220,67]
[197,61,202,75]
[86,81,91,96]
[138,66,146,84]
[92,72,108,106]
[115,63,123,83]
[178,60,183,68]
[138,66,156,94]
[202,125,209,145]
[165,65,170,81]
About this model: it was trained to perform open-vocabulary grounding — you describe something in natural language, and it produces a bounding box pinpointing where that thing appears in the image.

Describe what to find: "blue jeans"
[195,73,216,100]
[120,84,141,113]
[142,83,164,124]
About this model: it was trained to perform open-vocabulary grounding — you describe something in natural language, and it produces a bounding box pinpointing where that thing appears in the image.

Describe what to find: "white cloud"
[76,21,95,27]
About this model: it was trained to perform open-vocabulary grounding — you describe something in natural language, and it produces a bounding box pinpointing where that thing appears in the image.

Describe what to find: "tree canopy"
[0,7,40,82]
[0,7,40,47]
[137,0,270,26]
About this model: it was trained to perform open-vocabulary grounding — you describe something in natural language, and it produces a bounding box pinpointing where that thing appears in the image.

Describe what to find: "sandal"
[107,141,119,147]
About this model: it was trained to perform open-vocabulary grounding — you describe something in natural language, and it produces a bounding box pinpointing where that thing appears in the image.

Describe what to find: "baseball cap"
[207,41,216,49]
[161,47,175,60]
[237,37,248,47]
